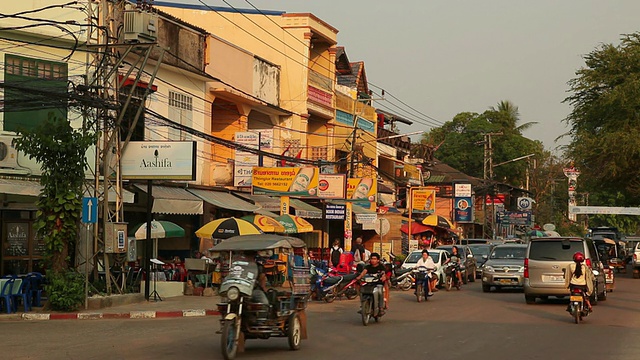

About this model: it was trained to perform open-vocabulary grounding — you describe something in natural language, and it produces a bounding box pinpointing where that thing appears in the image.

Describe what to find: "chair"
[26,272,44,307]
[0,277,15,314]
[12,277,31,313]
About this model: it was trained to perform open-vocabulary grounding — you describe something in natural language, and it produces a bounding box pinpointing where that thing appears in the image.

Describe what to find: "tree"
[13,114,96,274]
[564,32,640,233]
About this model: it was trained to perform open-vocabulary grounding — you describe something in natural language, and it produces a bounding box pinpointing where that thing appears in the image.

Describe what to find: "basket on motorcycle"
[292,266,311,295]
[415,271,428,281]
[361,284,377,295]
[444,266,456,276]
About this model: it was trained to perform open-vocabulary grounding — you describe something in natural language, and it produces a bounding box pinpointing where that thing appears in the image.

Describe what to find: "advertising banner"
[411,188,436,214]
[497,211,532,226]
[453,196,473,223]
[346,178,377,210]
[317,174,347,199]
[344,202,352,251]
[252,167,319,197]
[121,141,196,180]
[234,132,259,187]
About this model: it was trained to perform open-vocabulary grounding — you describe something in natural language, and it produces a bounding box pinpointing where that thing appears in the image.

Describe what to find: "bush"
[46,271,85,311]
[394,254,407,264]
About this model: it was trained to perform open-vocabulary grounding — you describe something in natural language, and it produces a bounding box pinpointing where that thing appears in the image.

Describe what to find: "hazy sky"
[171,1,640,151]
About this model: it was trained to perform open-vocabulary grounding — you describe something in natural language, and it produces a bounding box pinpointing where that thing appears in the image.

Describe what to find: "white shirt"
[416,256,436,269]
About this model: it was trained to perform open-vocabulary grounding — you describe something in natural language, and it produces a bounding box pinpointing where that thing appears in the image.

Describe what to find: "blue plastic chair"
[26,273,44,307]
[12,278,31,313]
[0,278,15,314]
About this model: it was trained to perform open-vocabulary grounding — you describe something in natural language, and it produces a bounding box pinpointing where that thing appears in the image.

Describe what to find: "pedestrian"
[330,239,343,268]
[353,236,366,263]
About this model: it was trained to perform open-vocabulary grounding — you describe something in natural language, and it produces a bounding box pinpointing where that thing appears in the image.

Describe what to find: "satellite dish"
[543,223,556,232]
[376,218,390,236]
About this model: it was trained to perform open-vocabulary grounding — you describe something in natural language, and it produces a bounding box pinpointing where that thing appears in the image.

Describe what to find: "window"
[3,55,68,131]
[168,91,193,141]
[528,240,584,261]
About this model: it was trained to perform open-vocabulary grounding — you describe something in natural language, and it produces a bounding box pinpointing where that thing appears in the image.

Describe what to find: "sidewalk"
[0,295,222,322]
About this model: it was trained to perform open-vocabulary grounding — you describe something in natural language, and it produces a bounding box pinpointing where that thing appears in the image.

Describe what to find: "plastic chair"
[26,272,44,307]
[0,277,15,314]
[12,278,31,313]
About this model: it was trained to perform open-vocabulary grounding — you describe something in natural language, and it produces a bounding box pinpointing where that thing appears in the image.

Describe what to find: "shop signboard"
[325,203,346,220]
[411,188,436,214]
[454,196,473,223]
[346,178,377,210]
[317,174,347,199]
[121,141,196,180]
[252,167,319,197]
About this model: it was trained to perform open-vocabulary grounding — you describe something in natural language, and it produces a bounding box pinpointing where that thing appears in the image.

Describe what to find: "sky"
[169,0,640,152]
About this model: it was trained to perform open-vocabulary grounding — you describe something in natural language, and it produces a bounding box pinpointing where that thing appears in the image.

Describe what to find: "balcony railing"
[308,70,332,92]
[378,127,411,151]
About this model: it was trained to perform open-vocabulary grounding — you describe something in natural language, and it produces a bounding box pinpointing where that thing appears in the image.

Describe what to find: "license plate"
[499,279,514,285]
[542,275,564,283]
[570,295,583,302]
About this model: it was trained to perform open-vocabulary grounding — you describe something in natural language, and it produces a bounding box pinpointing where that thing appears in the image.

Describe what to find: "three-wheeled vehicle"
[212,234,310,360]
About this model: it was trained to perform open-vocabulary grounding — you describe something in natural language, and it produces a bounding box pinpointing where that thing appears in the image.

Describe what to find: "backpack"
[331,248,341,266]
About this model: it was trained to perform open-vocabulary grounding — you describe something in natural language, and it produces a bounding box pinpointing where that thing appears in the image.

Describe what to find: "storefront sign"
[234,131,259,187]
[485,194,506,205]
[344,202,353,251]
[252,167,319,197]
[454,196,473,223]
[122,141,196,180]
[317,174,347,199]
[454,183,472,197]
[325,203,346,220]
[497,211,532,226]
[411,188,436,214]
[347,178,377,210]
[404,164,423,186]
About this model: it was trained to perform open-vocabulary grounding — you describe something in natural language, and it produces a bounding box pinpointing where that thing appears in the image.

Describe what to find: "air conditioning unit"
[123,10,158,43]
[0,135,19,169]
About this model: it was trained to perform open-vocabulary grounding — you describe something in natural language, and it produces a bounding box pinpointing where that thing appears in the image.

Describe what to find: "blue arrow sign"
[82,197,98,224]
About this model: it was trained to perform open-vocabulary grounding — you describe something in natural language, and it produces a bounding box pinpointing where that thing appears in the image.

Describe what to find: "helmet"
[573,252,585,263]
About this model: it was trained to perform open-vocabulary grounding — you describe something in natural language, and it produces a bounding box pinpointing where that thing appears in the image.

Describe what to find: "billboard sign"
[252,167,319,197]
[121,141,196,180]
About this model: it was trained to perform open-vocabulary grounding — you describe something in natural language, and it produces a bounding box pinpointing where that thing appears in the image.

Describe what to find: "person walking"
[330,239,344,268]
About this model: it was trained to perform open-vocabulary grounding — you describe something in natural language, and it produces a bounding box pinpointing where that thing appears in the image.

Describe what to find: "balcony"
[309,70,332,92]
[377,127,411,151]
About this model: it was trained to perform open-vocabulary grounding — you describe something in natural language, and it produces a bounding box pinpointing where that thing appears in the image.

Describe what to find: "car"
[437,245,477,283]
[524,237,607,305]
[402,249,448,288]
[632,240,640,278]
[481,244,527,292]
[459,238,490,245]
[468,244,494,278]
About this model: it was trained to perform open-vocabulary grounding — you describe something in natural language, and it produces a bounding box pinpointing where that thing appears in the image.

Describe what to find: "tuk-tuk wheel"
[221,319,238,360]
[287,313,302,350]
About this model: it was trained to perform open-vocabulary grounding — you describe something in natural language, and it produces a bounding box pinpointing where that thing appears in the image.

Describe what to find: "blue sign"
[356,117,375,133]
[453,196,473,223]
[82,197,98,224]
[497,211,531,226]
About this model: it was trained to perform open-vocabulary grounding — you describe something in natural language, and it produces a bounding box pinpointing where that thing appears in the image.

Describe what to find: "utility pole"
[481,132,502,240]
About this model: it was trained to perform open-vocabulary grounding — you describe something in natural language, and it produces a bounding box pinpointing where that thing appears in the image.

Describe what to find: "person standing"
[353,237,366,263]
[330,239,343,268]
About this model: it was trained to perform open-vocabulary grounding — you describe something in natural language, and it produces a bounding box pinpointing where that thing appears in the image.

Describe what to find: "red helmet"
[573,252,585,263]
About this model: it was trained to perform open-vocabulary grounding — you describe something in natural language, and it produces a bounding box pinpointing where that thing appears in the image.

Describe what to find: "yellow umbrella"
[274,214,314,233]
[195,217,262,239]
[241,214,285,233]
[422,214,453,229]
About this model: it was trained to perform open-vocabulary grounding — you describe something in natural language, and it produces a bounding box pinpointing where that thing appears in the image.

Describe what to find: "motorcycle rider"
[564,252,594,312]
[414,249,435,296]
[356,252,388,312]
[444,245,464,286]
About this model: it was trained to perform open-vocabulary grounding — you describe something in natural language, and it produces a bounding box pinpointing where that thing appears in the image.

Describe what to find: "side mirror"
[592,270,600,276]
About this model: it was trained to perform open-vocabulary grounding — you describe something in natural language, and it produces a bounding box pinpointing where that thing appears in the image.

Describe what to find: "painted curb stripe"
[22,313,50,321]
[77,313,103,320]
[156,311,182,318]
[50,313,77,320]
[182,309,206,317]
[130,311,156,319]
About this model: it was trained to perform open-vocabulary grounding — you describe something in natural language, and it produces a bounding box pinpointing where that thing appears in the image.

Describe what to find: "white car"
[402,249,448,286]
[632,241,640,278]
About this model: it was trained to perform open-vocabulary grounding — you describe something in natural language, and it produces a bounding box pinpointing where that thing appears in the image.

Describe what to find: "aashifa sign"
[121,141,196,180]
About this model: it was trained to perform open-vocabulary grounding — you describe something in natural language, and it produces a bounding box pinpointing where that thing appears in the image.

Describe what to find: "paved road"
[4,273,640,360]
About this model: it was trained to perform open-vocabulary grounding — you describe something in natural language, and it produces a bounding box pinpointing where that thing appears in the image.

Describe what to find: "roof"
[425,160,482,186]
[376,109,413,126]
[153,1,285,15]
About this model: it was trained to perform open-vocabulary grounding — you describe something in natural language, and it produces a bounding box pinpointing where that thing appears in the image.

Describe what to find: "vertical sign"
[280,196,290,216]
[564,166,580,222]
[344,202,353,251]
[82,197,98,224]
[453,183,473,223]
[234,131,259,187]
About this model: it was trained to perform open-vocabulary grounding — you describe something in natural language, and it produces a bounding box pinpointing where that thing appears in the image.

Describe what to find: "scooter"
[310,264,356,302]
[413,266,435,302]
[387,253,413,291]
[444,262,461,291]
[359,273,385,326]
[568,286,591,324]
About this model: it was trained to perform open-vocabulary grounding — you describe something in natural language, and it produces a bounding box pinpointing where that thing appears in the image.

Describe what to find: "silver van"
[524,237,606,304]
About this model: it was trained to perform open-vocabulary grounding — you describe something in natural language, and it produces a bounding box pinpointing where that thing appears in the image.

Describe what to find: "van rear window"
[528,241,583,261]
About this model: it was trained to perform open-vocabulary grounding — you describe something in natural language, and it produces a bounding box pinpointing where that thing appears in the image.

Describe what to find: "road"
[4,273,640,360]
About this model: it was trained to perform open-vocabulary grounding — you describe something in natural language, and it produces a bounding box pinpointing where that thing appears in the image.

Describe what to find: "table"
[0,278,22,295]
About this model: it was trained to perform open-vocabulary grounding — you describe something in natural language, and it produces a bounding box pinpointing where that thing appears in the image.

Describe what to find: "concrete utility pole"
[481,132,502,240]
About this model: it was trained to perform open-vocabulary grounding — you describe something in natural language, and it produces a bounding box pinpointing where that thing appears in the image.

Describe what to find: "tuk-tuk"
[594,237,627,274]
[212,234,310,360]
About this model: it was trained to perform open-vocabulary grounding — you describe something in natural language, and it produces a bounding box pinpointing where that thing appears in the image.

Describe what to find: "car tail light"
[524,258,529,278]
[586,258,592,268]
[635,254,637,261]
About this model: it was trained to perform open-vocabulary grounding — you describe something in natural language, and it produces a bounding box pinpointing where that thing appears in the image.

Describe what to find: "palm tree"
[489,100,537,134]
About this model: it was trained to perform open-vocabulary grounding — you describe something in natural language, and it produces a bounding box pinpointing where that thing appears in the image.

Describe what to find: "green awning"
[187,189,260,212]
[290,199,322,219]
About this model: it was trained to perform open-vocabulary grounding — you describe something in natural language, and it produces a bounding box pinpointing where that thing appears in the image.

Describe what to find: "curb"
[1,309,220,322]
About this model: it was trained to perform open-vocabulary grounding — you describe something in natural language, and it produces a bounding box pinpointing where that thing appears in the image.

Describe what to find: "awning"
[134,184,203,215]
[290,199,322,219]
[187,189,260,212]
[84,183,135,203]
[400,222,435,235]
[233,192,280,212]
[0,178,42,196]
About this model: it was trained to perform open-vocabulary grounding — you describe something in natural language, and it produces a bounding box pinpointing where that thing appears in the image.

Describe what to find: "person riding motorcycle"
[443,245,464,286]
[414,249,436,296]
[564,251,594,312]
[356,252,388,311]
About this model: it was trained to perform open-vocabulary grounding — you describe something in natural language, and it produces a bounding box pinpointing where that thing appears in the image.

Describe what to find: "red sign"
[485,194,505,205]
[308,86,332,107]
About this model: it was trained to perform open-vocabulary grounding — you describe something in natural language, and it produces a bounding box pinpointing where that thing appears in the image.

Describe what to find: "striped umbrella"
[131,220,185,240]
[195,217,262,240]
[274,214,314,234]
[241,214,285,233]
[422,214,453,229]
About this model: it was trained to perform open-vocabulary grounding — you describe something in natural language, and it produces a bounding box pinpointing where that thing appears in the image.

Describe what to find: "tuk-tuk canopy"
[210,234,307,251]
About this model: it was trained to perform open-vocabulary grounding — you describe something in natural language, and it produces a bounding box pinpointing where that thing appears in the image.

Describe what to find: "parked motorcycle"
[387,253,413,291]
[310,264,357,302]
[413,266,435,302]
[359,273,385,326]
[444,262,461,291]
[568,285,592,324]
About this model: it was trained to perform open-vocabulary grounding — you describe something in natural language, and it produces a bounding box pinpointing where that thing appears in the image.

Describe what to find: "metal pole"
[321,199,326,262]
[84,224,90,310]
[144,180,153,301]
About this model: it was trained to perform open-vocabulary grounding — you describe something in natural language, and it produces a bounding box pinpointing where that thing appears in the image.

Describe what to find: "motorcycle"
[413,266,435,302]
[444,262,461,291]
[387,253,413,291]
[359,273,385,326]
[568,285,591,324]
[310,264,358,302]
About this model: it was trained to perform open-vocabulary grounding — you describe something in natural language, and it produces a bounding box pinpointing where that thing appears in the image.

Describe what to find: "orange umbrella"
[241,214,285,233]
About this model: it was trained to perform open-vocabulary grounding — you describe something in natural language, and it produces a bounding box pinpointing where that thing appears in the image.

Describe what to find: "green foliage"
[13,113,96,273]
[46,271,85,311]
[394,253,407,263]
